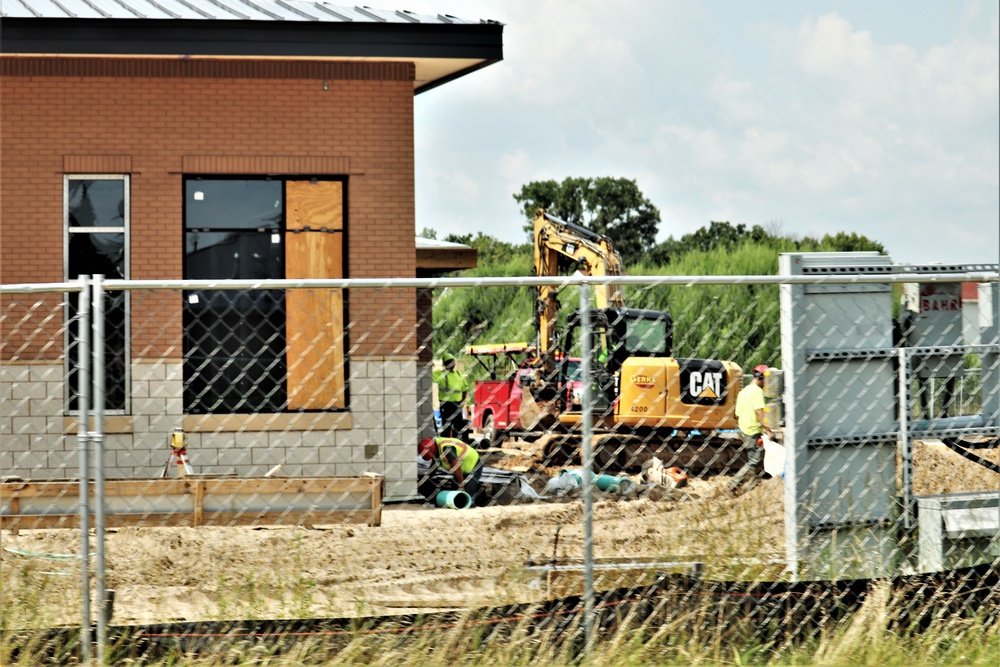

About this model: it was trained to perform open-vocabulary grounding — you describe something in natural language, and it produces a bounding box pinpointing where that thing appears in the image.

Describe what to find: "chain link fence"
[2,265,998,664]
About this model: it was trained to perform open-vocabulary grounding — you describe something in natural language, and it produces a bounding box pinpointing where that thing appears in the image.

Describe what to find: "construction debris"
[543,469,636,497]
[640,457,688,489]
[417,458,543,506]
[538,457,697,502]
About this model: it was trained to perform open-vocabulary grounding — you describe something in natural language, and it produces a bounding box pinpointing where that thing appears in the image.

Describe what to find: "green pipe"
[435,489,472,510]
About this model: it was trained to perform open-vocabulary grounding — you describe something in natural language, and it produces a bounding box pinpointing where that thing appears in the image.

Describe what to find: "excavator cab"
[546,308,674,418]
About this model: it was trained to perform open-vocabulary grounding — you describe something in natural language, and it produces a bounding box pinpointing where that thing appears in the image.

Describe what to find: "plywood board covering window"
[285,180,345,410]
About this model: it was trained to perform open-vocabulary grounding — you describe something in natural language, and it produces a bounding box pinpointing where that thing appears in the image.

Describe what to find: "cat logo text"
[688,371,723,399]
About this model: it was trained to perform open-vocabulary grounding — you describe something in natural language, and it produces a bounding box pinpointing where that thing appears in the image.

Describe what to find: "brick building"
[0,2,500,498]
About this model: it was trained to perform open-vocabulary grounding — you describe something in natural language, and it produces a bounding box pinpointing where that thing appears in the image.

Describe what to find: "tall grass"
[435,240,794,372]
[629,243,784,370]
[4,571,996,666]
[433,252,537,362]
[433,236,898,372]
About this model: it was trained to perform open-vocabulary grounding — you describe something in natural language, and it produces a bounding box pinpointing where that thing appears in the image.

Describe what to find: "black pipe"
[941,437,1000,475]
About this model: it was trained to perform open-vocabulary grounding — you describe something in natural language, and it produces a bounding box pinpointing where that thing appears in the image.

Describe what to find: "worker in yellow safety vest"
[432,351,472,443]
[728,364,774,496]
[418,437,483,506]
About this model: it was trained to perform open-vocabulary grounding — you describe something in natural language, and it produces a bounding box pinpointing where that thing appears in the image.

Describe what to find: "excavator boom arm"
[533,209,625,352]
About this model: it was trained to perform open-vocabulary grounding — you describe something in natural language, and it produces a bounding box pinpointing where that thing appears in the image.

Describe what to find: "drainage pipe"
[435,490,472,510]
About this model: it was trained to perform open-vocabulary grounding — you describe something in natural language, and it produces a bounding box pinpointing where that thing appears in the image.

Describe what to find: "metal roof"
[415,237,474,250]
[0,2,504,93]
[416,237,477,274]
[0,0,483,24]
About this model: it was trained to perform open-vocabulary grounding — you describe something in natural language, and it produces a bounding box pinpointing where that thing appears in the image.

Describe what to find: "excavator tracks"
[539,430,748,477]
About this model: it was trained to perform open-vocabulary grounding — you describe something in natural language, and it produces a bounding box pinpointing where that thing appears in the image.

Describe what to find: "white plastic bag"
[762,435,786,477]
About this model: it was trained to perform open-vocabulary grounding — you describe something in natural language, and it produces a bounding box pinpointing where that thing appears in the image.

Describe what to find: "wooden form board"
[286,180,343,233]
[285,239,345,409]
[0,475,382,531]
[285,180,346,410]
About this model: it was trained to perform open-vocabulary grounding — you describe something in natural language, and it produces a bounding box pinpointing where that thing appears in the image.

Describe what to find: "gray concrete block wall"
[415,363,437,441]
[349,356,419,499]
[0,365,16,440]
[1,363,74,479]
[129,360,185,477]
[1,357,420,499]
[132,360,185,436]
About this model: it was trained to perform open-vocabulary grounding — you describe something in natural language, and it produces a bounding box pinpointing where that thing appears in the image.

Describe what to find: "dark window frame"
[64,174,130,414]
[182,175,348,415]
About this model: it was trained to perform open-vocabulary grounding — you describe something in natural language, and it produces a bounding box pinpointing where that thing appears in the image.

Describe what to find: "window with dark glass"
[66,176,128,412]
[183,179,286,413]
[183,177,346,414]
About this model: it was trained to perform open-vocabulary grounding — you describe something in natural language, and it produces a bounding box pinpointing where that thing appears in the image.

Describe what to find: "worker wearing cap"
[418,436,483,506]
[433,352,472,442]
[728,364,774,495]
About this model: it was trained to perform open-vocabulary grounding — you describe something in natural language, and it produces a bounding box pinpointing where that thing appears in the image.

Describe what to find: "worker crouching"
[418,437,485,507]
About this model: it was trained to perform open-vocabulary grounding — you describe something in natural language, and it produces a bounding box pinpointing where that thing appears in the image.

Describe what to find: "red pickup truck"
[464,343,582,447]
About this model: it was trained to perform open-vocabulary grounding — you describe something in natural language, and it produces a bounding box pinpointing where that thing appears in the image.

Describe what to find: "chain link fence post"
[75,275,92,664]
[579,281,595,656]
[90,275,109,664]
[898,347,915,533]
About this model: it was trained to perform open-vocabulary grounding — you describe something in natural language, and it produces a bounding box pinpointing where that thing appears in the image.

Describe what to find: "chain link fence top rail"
[1,266,998,664]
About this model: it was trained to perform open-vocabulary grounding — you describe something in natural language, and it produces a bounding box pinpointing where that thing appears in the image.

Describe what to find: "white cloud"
[410,1,998,264]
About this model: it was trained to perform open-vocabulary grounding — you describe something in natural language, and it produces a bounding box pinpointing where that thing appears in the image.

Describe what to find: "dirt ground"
[1,440,997,628]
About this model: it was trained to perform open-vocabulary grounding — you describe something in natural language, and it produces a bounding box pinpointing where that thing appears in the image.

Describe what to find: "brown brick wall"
[1,57,417,359]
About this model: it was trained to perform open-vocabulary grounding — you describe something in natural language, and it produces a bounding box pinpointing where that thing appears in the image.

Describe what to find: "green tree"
[443,232,473,246]
[820,231,887,254]
[462,233,529,267]
[649,221,770,264]
[513,177,660,265]
[648,222,885,265]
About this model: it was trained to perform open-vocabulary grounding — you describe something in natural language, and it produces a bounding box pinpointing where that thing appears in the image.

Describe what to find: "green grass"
[3,573,997,666]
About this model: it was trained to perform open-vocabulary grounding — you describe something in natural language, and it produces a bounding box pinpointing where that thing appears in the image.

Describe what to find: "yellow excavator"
[525,209,744,473]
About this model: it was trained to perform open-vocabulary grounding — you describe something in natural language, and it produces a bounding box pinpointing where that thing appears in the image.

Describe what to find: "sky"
[403,0,999,267]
